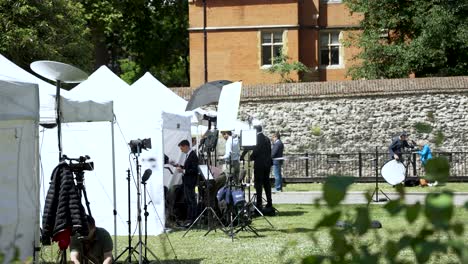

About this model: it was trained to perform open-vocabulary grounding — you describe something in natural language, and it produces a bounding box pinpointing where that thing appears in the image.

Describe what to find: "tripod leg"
[250,202,274,228]
[379,189,391,201]
[182,207,209,237]
[204,207,226,236]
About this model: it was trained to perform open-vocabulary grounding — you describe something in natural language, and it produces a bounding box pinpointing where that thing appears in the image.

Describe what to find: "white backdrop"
[0,80,40,262]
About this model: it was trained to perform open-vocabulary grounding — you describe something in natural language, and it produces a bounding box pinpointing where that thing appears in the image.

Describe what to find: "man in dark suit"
[250,125,273,210]
[389,131,415,161]
[176,139,199,226]
[271,132,284,192]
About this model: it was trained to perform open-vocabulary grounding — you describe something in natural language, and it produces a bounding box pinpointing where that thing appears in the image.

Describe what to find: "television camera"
[62,155,94,172]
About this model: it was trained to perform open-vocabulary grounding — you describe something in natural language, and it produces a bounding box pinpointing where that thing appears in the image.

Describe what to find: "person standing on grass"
[176,139,199,227]
[271,131,284,192]
[250,125,273,211]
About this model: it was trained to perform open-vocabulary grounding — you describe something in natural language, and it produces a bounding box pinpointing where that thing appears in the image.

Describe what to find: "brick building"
[188,0,362,87]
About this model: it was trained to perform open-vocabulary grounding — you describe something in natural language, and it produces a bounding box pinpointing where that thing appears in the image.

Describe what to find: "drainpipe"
[203,0,208,83]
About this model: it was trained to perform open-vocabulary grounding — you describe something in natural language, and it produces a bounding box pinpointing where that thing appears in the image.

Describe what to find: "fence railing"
[280,150,468,183]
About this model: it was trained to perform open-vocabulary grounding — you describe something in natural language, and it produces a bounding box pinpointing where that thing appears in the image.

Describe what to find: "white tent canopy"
[0,54,113,124]
[0,80,40,262]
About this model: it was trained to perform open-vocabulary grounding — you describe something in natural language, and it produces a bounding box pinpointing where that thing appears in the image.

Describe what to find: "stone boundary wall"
[171,76,468,101]
[171,76,468,154]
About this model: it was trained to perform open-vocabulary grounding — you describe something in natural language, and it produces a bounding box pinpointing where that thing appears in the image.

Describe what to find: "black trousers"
[254,165,272,208]
[183,183,197,222]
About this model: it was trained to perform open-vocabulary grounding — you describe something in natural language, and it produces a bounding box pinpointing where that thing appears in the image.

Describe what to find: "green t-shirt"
[70,227,113,264]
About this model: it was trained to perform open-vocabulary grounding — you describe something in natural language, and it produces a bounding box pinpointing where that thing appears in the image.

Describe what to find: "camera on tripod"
[62,155,94,173]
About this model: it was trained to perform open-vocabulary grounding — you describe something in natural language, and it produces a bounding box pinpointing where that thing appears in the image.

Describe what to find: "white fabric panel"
[0,54,61,123]
[61,98,113,122]
[0,81,39,262]
[217,81,242,131]
[161,112,192,188]
[0,80,39,121]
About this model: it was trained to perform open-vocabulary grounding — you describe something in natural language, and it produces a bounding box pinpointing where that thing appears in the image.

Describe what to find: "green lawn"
[283,182,468,193]
[38,204,468,264]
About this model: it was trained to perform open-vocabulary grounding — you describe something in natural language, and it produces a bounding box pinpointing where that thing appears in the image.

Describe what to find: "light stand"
[113,169,136,263]
[369,147,390,204]
[140,171,159,263]
[132,155,160,264]
[183,147,225,237]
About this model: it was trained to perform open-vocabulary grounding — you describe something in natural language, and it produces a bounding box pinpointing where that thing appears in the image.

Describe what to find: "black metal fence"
[280,150,468,183]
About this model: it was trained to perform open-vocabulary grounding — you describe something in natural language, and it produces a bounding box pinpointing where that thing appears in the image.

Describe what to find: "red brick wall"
[188,0,363,86]
[189,0,299,28]
[319,2,362,27]
[190,29,300,87]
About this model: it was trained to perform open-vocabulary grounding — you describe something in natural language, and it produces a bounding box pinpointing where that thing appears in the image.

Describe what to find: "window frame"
[260,31,284,68]
[321,0,342,3]
[319,31,344,69]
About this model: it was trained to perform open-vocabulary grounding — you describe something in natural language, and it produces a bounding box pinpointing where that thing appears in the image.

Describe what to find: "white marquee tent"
[0,54,113,124]
[0,80,40,262]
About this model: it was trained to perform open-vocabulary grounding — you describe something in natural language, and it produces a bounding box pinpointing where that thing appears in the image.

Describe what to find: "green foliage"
[119,58,141,84]
[426,111,435,122]
[0,1,189,86]
[434,130,445,147]
[0,0,93,71]
[322,176,354,208]
[425,157,450,183]
[264,53,310,83]
[414,122,433,133]
[310,126,322,136]
[343,0,468,79]
[115,0,190,86]
[302,160,468,263]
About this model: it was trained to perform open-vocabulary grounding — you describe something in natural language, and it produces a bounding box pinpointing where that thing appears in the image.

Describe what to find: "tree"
[343,0,468,79]
[0,0,93,72]
[117,0,189,86]
[84,0,189,86]
[264,53,310,83]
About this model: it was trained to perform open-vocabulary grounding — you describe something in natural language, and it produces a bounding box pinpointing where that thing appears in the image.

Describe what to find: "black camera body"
[69,161,94,172]
[62,155,94,172]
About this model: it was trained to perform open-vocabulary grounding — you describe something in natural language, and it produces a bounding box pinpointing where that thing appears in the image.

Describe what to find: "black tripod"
[225,174,263,240]
[243,157,274,228]
[369,147,390,204]
[183,149,225,237]
[113,169,137,263]
[114,158,160,264]
[136,177,159,263]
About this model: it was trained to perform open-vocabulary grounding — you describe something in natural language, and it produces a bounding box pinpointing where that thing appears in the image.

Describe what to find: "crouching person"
[70,215,113,264]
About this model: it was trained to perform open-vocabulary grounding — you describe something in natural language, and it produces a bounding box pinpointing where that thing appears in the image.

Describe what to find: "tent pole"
[111,117,117,258]
[55,80,62,160]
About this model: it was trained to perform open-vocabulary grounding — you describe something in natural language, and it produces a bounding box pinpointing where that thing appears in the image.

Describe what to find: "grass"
[38,204,468,264]
[283,182,468,193]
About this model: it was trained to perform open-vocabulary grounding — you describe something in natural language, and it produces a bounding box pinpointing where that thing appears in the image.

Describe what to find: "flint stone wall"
[172,76,468,153]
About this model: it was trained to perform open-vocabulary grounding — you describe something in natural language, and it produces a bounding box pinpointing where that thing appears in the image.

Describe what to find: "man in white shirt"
[221,131,240,183]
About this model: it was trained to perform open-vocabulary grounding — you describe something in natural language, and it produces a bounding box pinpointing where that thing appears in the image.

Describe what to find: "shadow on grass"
[253,227,314,234]
[275,210,307,217]
[113,259,203,264]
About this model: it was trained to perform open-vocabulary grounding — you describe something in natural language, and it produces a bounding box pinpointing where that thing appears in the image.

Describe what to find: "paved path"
[272,191,468,205]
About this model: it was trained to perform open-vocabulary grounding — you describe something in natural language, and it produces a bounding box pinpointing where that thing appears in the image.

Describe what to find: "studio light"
[129,138,152,154]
